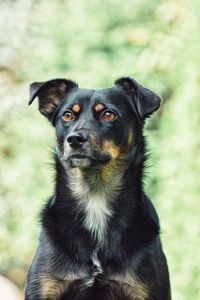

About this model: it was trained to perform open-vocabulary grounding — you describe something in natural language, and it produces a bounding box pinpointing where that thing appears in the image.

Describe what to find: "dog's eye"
[62,111,75,121]
[101,111,117,122]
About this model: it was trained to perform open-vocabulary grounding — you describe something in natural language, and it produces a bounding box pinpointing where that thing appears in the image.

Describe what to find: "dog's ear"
[28,79,78,122]
[115,77,161,119]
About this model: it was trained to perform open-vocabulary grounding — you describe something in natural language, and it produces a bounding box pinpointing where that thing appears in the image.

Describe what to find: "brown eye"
[101,111,117,122]
[62,111,75,121]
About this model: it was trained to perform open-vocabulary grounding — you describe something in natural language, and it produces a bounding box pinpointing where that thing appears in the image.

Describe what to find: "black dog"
[25,77,171,300]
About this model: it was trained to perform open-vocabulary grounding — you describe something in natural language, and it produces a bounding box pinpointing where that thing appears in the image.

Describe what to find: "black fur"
[25,77,171,300]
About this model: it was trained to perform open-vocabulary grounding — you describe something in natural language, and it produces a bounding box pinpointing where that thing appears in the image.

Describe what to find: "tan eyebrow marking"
[94,103,105,112]
[72,104,81,113]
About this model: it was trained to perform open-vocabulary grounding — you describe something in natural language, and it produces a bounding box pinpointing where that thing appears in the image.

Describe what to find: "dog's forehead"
[68,86,128,107]
[92,87,126,103]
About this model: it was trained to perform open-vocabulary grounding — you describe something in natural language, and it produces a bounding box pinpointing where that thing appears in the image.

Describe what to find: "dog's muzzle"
[63,133,111,169]
[67,133,87,150]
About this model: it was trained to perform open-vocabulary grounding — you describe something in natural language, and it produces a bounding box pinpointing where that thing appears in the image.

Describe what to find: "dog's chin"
[67,153,112,169]
[69,157,92,169]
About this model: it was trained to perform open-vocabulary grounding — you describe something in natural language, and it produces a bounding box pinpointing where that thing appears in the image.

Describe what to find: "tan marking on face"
[94,103,105,112]
[102,140,120,159]
[90,136,121,159]
[72,104,81,113]
[100,140,126,182]
[85,139,122,181]
[88,136,125,183]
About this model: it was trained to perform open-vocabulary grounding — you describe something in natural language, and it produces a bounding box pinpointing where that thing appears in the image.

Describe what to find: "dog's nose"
[67,133,87,148]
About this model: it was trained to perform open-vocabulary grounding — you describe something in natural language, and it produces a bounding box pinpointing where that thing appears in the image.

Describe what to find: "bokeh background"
[0,0,200,299]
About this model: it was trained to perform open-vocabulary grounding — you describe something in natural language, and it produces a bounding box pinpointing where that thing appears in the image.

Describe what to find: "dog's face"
[29,77,160,170]
[51,87,139,169]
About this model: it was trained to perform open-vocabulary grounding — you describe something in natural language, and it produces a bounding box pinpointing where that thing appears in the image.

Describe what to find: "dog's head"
[29,77,160,171]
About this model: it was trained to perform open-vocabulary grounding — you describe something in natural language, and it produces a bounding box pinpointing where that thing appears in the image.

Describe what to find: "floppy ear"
[28,79,78,122]
[115,77,161,119]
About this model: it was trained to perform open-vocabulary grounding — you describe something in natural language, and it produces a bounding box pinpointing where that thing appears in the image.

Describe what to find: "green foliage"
[0,0,200,298]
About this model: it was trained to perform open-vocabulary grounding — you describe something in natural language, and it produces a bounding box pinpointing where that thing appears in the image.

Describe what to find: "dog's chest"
[83,193,112,243]
[68,168,121,244]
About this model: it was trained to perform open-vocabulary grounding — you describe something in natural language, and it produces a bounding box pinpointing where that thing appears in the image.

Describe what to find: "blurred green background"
[0,0,200,299]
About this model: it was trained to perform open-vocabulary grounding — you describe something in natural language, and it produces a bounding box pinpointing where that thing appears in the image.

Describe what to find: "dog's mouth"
[68,155,92,169]
[67,153,111,169]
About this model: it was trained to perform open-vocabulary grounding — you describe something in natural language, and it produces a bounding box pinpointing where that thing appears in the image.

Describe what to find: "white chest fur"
[67,167,124,244]
[83,193,112,242]
[67,169,116,243]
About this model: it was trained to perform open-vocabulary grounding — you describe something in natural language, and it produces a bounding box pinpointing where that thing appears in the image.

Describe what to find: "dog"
[25,77,171,300]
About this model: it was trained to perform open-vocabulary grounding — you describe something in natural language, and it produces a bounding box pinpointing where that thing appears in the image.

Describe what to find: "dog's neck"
[67,163,125,199]
[65,160,126,243]
[54,139,145,243]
